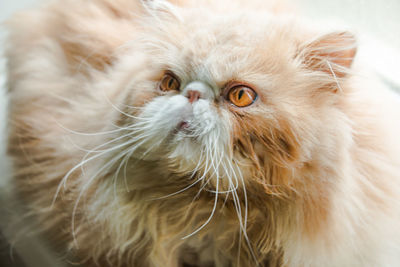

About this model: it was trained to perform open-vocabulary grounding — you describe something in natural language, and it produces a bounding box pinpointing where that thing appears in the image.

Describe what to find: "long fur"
[5,0,400,266]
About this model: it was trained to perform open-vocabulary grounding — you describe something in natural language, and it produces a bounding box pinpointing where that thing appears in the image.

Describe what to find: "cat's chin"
[172,121,199,140]
[160,134,237,192]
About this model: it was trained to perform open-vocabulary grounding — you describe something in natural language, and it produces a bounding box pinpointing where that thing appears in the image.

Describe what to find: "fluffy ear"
[300,31,357,78]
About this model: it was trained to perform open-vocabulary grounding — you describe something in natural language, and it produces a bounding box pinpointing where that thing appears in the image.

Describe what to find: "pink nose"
[187,90,201,103]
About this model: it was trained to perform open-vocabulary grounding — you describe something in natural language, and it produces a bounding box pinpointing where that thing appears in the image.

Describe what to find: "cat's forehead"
[145,9,298,87]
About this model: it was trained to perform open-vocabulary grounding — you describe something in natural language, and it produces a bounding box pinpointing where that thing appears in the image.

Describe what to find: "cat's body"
[5,0,400,266]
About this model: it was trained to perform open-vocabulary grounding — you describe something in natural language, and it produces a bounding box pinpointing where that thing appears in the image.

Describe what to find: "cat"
[5,0,400,266]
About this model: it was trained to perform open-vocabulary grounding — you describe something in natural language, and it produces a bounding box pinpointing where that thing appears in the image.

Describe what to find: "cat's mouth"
[178,121,189,130]
[176,120,195,136]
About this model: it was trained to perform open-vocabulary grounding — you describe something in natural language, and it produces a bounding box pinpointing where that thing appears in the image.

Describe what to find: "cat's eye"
[159,73,180,92]
[227,85,257,107]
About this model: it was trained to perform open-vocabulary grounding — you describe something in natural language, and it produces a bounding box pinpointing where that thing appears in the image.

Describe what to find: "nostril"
[187,90,201,103]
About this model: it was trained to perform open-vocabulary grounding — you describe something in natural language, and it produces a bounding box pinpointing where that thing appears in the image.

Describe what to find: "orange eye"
[159,73,180,92]
[228,85,257,107]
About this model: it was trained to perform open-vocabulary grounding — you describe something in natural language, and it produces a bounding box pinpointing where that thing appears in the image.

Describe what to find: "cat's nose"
[187,90,201,103]
[182,81,214,103]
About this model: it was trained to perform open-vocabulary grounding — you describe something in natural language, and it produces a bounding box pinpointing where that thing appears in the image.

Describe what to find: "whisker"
[119,103,146,111]
[182,169,220,240]
[113,146,137,198]
[71,127,158,246]
[182,138,217,220]
[102,88,143,120]
[229,162,258,266]
[70,145,134,246]
[151,147,207,200]
[54,119,127,136]
[119,136,162,192]
[206,159,239,194]
[52,130,145,206]
[191,143,219,201]
[182,134,224,229]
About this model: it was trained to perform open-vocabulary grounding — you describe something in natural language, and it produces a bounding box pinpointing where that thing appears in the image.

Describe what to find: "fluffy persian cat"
[5,0,400,266]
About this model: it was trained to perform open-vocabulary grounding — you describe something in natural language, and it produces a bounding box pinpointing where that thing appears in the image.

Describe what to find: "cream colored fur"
[5,0,400,266]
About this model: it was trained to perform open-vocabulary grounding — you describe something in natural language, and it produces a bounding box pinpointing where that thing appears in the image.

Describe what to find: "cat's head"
[7,0,356,197]
[102,1,357,196]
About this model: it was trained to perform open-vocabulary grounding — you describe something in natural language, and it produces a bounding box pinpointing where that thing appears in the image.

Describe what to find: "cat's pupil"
[168,77,174,88]
[238,89,244,99]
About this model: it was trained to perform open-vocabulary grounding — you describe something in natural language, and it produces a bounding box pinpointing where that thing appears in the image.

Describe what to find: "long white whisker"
[119,136,163,192]
[182,169,219,240]
[54,119,126,136]
[191,142,218,201]
[112,145,139,198]
[207,159,239,194]
[52,130,144,205]
[70,146,133,246]
[102,89,143,120]
[151,147,207,200]
[229,161,258,266]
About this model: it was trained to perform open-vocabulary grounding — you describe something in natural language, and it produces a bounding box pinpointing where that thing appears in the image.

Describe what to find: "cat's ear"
[300,31,357,78]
